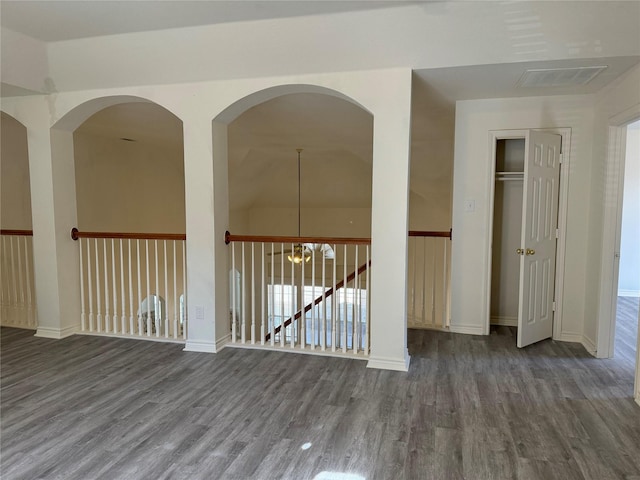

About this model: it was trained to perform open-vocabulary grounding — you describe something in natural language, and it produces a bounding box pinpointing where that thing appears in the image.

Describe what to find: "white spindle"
[241,242,246,344]
[321,247,326,351]
[311,249,316,349]
[365,245,370,354]
[301,247,305,349]
[342,244,347,353]
[251,242,255,344]
[164,240,169,338]
[24,237,34,327]
[411,238,416,323]
[1,237,6,307]
[231,241,236,343]
[261,242,265,345]
[16,237,24,306]
[104,237,110,333]
[129,239,135,334]
[145,240,151,336]
[173,240,178,339]
[270,243,275,346]
[182,240,187,339]
[354,244,359,354]
[95,238,102,332]
[9,237,17,306]
[79,236,86,331]
[120,239,126,334]
[290,242,295,348]
[431,238,437,325]
[112,239,118,334]
[331,244,337,352]
[280,243,285,347]
[88,239,94,331]
[137,239,143,335]
[155,240,160,337]
[444,239,451,328]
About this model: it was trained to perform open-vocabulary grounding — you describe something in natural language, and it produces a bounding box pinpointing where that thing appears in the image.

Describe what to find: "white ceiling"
[0,0,415,42]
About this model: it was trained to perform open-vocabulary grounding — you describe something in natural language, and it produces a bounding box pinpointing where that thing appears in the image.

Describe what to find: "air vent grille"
[518,66,607,88]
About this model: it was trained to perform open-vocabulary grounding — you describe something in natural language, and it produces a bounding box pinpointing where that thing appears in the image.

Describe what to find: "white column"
[366,76,412,372]
[182,116,229,353]
[27,121,81,338]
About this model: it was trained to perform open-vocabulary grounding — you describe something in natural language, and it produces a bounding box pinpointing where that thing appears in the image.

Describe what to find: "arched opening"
[0,112,37,329]
[52,97,187,340]
[216,87,374,353]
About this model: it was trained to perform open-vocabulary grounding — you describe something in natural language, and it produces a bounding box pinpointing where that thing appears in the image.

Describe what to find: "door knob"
[516,248,524,255]
[526,248,536,255]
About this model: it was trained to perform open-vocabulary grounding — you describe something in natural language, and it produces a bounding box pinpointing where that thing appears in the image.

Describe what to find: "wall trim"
[449,324,484,336]
[556,332,583,344]
[618,289,640,297]
[184,340,217,353]
[215,333,232,351]
[34,325,77,339]
[490,316,517,327]
[582,334,597,356]
[367,350,410,371]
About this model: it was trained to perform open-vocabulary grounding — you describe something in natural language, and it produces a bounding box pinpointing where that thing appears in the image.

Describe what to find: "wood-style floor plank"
[1,300,638,480]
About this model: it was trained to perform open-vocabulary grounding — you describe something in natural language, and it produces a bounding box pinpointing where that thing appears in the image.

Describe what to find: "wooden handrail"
[71,228,186,241]
[409,229,452,239]
[225,231,370,246]
[265,260,371,342]
[0,229,33,236]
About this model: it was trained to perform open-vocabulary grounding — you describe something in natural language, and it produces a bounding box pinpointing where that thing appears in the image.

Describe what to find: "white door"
[517,131,562,348]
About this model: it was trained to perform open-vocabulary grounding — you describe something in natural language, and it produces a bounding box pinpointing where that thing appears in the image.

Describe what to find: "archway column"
[182,115,229,352]
[366,77,412,371]
[26,117,81,338]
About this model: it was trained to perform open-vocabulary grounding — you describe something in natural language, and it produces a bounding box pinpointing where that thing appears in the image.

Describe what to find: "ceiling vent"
[517,66,607,88]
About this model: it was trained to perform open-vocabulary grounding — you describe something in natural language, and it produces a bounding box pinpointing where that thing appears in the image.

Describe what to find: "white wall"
[1,113,32,229]
[73,131,185,233]
[619,123,640,296]
[451,95,594,339]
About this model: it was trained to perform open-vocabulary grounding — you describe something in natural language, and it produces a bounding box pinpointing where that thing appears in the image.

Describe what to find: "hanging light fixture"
[288,148,311,264]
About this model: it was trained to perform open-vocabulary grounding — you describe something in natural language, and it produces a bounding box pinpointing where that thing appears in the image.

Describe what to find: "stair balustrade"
[0,230,37,329]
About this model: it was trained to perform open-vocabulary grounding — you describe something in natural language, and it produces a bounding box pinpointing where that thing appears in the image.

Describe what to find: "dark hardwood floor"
[1,301,639,480]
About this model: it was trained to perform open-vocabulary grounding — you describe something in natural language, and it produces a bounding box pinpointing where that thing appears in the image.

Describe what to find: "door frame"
[485,128,571,339]
[596,103,640,359]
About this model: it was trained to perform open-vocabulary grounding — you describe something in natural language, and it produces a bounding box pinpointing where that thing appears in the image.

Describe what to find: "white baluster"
[431,237,437,325]
[300,245,305,349]
[321,246,326,351]
[354,244,359,354]
[79,236,86,331]
[342,244,347,353]
[280,243,285,347]
[445,239,451,328]
[251,242,255,344]
[104,237,110,333]
[261,242,265,345]
[25,237,35,327]
[112,239,118,334]
[290,242,296,348]
[365,244,370,355]
[129,239,135,334]
[241,242,246,344]
[270,243,275,347]
[120,239,126,334]
[9,237,17,308]
[164,240,169,338]
[145,240,151,336]
[95,238,102,332]
[311,248,316,349]
[182,240,187,339]
[332,244,337,352]
[411,237,416,324]
[87,239,94,331]
[231,241,236,343]
[16,236,24,308]
[173,240,178,339]
[137,239,143,335]
[154,240,160,337]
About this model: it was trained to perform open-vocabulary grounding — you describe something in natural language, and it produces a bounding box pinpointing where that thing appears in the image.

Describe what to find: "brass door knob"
[516,248,524,255]
[526,248,536,255]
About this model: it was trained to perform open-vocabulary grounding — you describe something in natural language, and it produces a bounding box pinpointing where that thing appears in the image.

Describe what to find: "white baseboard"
[555,332,583,343]
[184,339,217,353]
[490,316,518,327]
[34,324,77,339]
[581,334,597,356]
[449,324,484,335]
[367,349,410,372]
[215,333,232,351]
[618,289,640,297]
